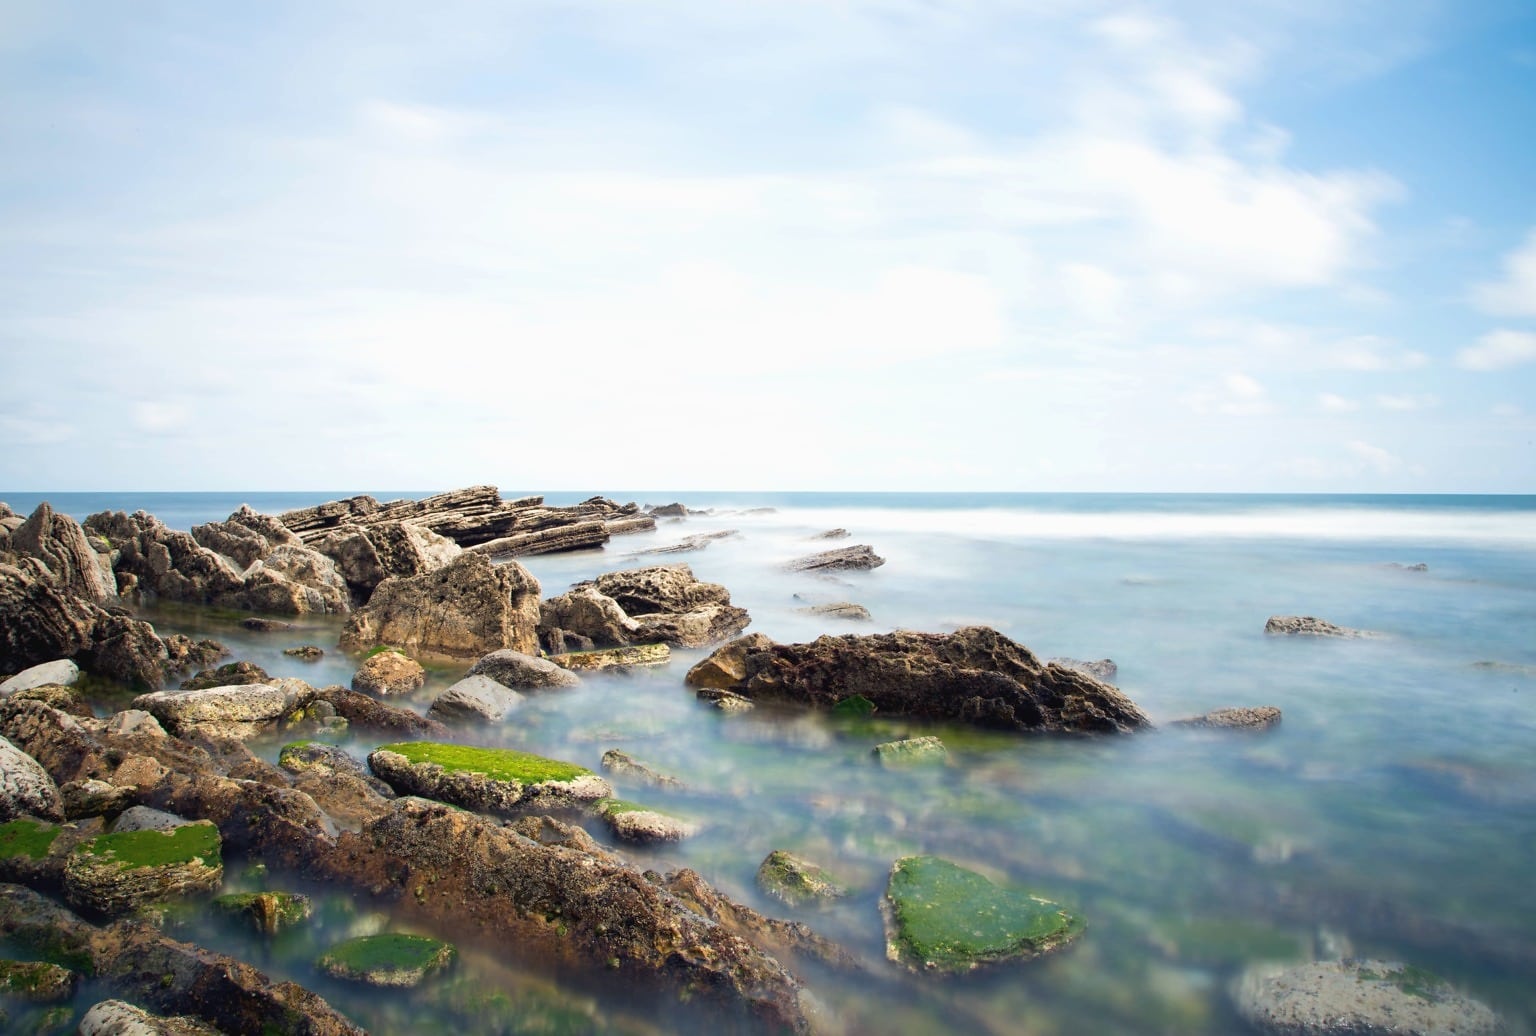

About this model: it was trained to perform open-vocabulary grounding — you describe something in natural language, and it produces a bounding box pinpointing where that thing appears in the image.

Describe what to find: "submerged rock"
[179,660,269,690]
[240,617,294,633]
[757,850,848,907]
[284,645,324,661]
[696,688,755,713]
[79,999,224,1036]
[213,891,313,935]
[339,553,542,660]
[1264,616,1375,638]
[425,676,525,724]
[465,649,580,690]
[1233,958,1503,1036]
[799,602,872,621]
[0,959,78,1002]
[1171,706,1282,731]
[368,742,611,815]
[62,820,223,917]
[686,626,1151,734]
[786,545,885,572]
[0,658,80,695]
[350,650,426,696]
[600,750,684,790]
[319,933,456,988]
[595,799,697,843]
[872,736,948,767]
[883,855,1084,973]
[160,636,228,676]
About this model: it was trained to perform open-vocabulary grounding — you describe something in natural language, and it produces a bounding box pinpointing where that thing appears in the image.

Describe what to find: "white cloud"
[1473,227,1536,316]
[1348,439,1403,474]
[1374,393,1437,411]
[1456,329,1536,371]
[1318,393,1358,412]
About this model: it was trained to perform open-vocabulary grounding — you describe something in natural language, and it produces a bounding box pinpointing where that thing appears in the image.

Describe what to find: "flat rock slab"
[1171,706,1282,731]
[318,933,456,987]
[786,545,885,572]
[1234,958,1503,1036]
[595,799,697,843]
[873,736,948,767]
[368,742,611,815]
[883,855,1084,973]
[0,658,80,694]
[550,644,670,671]
[132,684,293,740]
[426,675,525,724]
[63,821,223,917]
[1265,615,1376,638]
[80,999,225,1036]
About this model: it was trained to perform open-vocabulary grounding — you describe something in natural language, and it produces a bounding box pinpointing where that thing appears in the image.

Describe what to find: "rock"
[872,735,948,767]
[696,687,755,712]
[238,544,352,616]
[626,530,739,556]
[1387,562,1430,572]
[650,503,688,518]
[318,933,456,988]
[687,626,1151,734]
[85,611,171,690]
[132,684,293,741]
[109,805,190,833]
[368,742,611,815]
[303,686,446,739]
[278,741,374,782]
[350,650,426,696]
[549,644,671,671]
[160,636,227,676]
[883,855,1084,973]
[1171,706,1282,731]
[213,891,313,935]
[7,683,91,719]
[595,799,697,843]
[9,503,111,602]
[0,885,364,1034]
[190,505,304,569]
[0,563,166,690]
[0,959,78,1001]
[284,645,324,661]
[1234,958,1503,1036]
[0,734,64,822]
[798,602,871,621]
[425,676,525,724]
[240,617,294,632]
[339,553,542,660]
[1264,616,1375,638]
[600,750,684,790]
[465,649,580,690]
[811,528,850,540]
[786,545,885,572]
[1049,657,1118,682]
[468,520,609,558]
[59,779,135,821]
[540,566,750,650]
[605,515,657,536]
[79,999,224,1035]
[0,659,79,694]
[62,819,223,917]
[313,522,462,605]
[539,585,641,647]
[757,850,848,907]
[179,660,269,690]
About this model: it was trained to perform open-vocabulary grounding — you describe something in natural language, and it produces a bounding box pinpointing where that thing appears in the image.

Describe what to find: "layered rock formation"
[339,553,542,659]
[540,564,750,652]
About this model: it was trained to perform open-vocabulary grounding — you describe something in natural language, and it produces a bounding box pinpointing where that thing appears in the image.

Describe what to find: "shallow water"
[5,492,1536,1034]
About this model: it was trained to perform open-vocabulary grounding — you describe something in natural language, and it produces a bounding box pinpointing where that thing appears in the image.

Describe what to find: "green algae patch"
[757,850,848,907]
[1356,963,1446,1001]
[76,823,221,872]
[884,855,1083,973]
[318,933,456,988]
[0,820,60,861]
[873,736,948,767]
[375,742,591,784]
[833,694,876,717]
[595,798,678,818]
[0,960,79,1002]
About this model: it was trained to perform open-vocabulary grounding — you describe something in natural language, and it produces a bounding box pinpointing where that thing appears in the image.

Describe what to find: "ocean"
[4,490,1535,1034]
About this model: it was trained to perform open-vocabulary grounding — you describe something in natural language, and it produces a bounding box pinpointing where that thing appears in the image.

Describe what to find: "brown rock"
[10,502,111,602]
[350,651,426,696]
[339,553,541,659]
[786,545,885,572]
[1170,706,1282,731]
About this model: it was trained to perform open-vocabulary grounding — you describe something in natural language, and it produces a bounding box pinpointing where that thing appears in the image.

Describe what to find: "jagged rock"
[312,521,461,604]
[62,819,222,917]
[368,743,611,815]
[132,684,294,741]
[686,626,1151,734]
[0,885,364,1034]
[180,660,269,690]
[339,553,541,659]
[468,520,609,558]
[595,799,697,843]
[85,611,171,690]
[600,750,684,790]
[350,651,426,696]
[190,505,304,569]
[318,933,456,987]
[0,564,166,690]
[539,566,749,651]
[240,617,293,632]
[883,855,1084,973]
[685,633,775,690]
[550,644,671,671]
[7,683,92,719]
[1049,657,1118,682]
[786,545,885,572]
[1171,706,1282,731]
[1234,958,1503,1036]
[465,649,580,690]
[799,602,871,621]
[59,779,135,820]
[0,733,64,821]
[650,503,689,518]
[696,687,755,712]
[213,891,313,935]
[0,959,78,1002]
[425,676,525,724]
[160,636,227,676]
[1264,615,1375,638]
[239,545,351,615]
[872,736,948,766]
[8,503,111,602]
[0,658,79,694]
[626,530,739,557]
[757,850,848,907]
[540,586,641,648]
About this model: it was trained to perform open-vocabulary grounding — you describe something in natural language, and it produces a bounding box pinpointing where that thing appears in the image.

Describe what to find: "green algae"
[884,855,1083,972]
[832,694,876,716]
[1158,916,1308,965]
[376,742,591,784]
[757,850,848,907]
[0,960,78,1002]
[1356,963,1447,1001]
[0,821,60,861]
[75,822,221,872]
[318,933,456,987]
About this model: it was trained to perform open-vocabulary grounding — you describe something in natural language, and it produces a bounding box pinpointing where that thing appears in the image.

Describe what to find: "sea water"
[4,491,1534,1034]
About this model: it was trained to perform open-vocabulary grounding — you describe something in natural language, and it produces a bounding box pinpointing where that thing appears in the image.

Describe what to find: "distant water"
[4,489,1535,1034]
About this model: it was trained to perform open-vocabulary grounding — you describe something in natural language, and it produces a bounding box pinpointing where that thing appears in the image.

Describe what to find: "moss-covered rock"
[0,819,60,862]
[368,742,611,815]
[594,799,697,843]
[213,891,313,935]
[756,850,848,907]
[872,735,948,767]
[317,933,456,987]
[0,959,78,1002]
[882,855,1084,973]
[1235,959,1504,1035]
[62,820,223,917]
[283,645,324,662]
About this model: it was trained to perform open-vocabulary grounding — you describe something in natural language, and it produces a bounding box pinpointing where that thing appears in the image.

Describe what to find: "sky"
[1,1,1534,493]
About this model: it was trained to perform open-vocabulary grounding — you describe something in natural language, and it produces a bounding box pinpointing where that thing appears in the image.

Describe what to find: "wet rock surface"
[318,932,456,988]
[425,675,525,724]
[1265,616,1376,638]
[873,735,949,766]
[1172,706,1283,731]
[339,552,542,659]
[595,798,697,843]
[464,648,580,690]
[600,749,684,789]
[758,850,848,907]
[367,742,612,814]
[350,650,426,695]
[1233,958,1504,1036]
[787,544,886,572]
[687,626,1151,734]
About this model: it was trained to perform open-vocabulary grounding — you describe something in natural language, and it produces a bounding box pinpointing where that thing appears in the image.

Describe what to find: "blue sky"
[1,1,1533,492]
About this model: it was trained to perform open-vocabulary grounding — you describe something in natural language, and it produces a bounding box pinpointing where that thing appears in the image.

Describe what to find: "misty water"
[7,492,1536,1034]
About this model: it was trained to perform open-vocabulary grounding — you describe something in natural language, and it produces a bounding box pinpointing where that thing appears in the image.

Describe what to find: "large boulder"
[8,503,111,602]
[425,676,525,724]
[339,553,541,659]
[0,734,64,821]
[367,742,611,815]
[350,651,426,696]
[540,565,750,650]
[132,684,296,741]
[0,563,165,690]
[0,658,80,695]
[190,505,304,568]
[685,626,1151,734]
[539,586,639,648]
[237,544,351,615]
[464,649,580,691]
[1234,958,1503,1036]
[312,521,461,604]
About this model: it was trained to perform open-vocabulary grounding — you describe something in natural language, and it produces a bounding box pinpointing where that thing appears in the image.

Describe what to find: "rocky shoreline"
[0,488,1508,1034]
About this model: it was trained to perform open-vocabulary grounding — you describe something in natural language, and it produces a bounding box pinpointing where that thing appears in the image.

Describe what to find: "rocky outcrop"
[1264,615,1375,638]
[757,851,848,907]
[0,658,79,694]
[1170,706,1282,731]
[0,734,64,821]
[650,503,689,518]
[79,998,224,1035]
[190,505,303,569]
[425,676,524,724]
[350,651,425,696]
[786,545,885,572]
[62,819,223,917]
[339,553,541,659]
[0,562,166,690]
[468,520,608,558]
[626,530,739,556]
[7,503,111,602]
[540,565,750,651]
[1234,959,1503,1036]
[464,649,580,690]
[367,743,611,815]
[312,521,461,605]
[685,626,1151,734]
